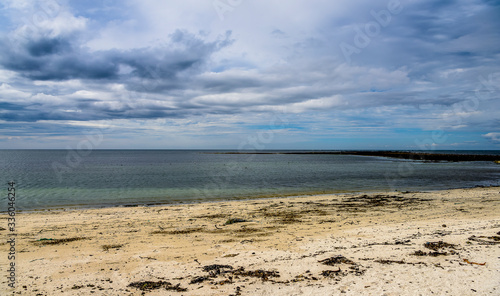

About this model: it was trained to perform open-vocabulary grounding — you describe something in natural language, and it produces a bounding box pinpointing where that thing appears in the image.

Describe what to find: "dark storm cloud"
[0,29,232,82]
[26,37,71,57]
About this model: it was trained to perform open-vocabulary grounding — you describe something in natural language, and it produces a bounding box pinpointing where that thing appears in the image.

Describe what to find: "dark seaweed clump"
[128,281,187,292]
[424,241,456,251]
[319,255,355,266]
[33,237,87,245]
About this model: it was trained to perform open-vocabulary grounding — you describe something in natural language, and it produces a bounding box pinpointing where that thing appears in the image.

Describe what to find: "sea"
[1,150,500,211]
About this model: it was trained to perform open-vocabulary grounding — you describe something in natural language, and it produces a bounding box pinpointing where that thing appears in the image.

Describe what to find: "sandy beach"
[1,186,499,295]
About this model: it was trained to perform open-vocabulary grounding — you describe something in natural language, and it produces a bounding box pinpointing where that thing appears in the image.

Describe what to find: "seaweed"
[151,227,203,235]
[102,244,123,251]
[374,259,406,264]
[411,250,448,256]
[199,265,278,281]
[258,209,303,224]
[319,255,355,266]
[128,281,187,292]
[321,269,344,277]
[223,253,239,257]
[203,264,234,272]
[225,218,248,225]
[190,276,209,284]
[234,227,263,233]
[195,213,227,219]
[203,264,233,277]
[468,235,500,245]
[32,237,87,245]
[424,241,456,251]
[232,267,280,281]
[229,286,243,296]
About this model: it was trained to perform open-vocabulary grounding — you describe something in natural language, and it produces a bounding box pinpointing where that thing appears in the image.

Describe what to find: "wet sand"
[1,186,499,295]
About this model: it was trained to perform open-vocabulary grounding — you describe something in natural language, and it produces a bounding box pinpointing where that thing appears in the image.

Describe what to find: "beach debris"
[374,259,406,265]
[348,265,366,276]
[232,267,280,281]
[225,218,248,225]
[291,274,319,282]
[433,230,452,236]
[410,250,448,256]
[319,255,355,266]
[408,241,458,256]
[203,264,233,272]
[151,227,203,234]
[319,256,365,278]
[215,278,232,285]
[195,213,227,219]
[228,286,243,296]
[223,253,239,257]
[101,244,123,251]
[395,239,412,245]
[321,266,365,278]
[468,235,500,245]
[463,259,486,266]
[331,194,431,213]
[424,241,456,251]
[321,268,343,277]
[234,227,267,236]
[71,285,84,290]
[365,239,411,246]
[190,276,209,284]
[32,237,87,245]
[203,264,233,277]
[198,265,278,282]
[258,208,303,224]
[373,259,427,266]
[128,280,187,292]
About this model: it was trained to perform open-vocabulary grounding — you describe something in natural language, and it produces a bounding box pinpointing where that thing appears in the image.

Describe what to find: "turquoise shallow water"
[1,150,499,210]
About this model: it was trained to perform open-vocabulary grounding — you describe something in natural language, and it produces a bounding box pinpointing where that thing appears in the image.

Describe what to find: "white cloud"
[0,83,31,101]
[483,133,500,143]
[0,0,499,149]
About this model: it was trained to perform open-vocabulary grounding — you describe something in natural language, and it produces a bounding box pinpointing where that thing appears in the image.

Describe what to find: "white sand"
[1,187,499,295]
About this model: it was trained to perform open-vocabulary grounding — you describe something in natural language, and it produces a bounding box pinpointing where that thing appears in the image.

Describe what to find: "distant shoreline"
[213,150,500,162]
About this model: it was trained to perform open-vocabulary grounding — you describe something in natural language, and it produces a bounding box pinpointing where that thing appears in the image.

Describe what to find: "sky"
[0,0,499,150]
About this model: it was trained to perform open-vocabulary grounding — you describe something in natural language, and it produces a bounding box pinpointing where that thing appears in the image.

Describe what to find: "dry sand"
[1,187,499,295]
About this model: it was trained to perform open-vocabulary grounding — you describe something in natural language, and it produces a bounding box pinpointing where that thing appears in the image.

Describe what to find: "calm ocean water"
[1,150,500,210]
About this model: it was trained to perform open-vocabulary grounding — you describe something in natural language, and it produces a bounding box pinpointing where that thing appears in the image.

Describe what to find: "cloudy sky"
[0,0,499,149]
